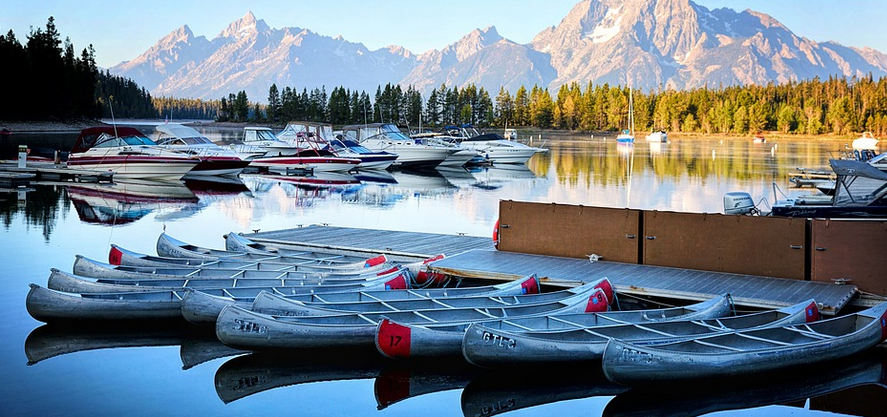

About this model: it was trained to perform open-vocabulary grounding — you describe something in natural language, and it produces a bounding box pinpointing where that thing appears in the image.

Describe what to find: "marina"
[3,130,886,417]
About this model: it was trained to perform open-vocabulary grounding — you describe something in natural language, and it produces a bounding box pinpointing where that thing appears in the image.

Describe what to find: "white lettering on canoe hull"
[482,331,516,349]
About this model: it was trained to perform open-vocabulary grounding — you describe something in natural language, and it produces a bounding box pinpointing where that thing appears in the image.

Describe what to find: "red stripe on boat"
[520,276,540,295]
[595,279,614,304]
[376,266,401,276]
[108,246,123,265]
[585,289,608,313]
[365,255,387,267]
[805,302,820,323]
[377,319,411,358]
[384,273,408,290]
[423,254,445,264]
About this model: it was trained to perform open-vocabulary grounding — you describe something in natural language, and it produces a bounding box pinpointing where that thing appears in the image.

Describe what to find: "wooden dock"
[247,226,859,315]
[0,161,113,183]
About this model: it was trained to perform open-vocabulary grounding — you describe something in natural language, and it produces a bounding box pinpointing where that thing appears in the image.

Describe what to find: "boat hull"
[66,156,199,180]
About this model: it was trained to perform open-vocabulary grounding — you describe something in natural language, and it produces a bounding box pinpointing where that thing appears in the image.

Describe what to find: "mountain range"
[111,0,887,102]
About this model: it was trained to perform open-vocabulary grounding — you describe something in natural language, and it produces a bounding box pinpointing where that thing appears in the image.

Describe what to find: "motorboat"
[279,121,397,170]
[409,131,481,167]
[439,125,547,164]
[726,159,887,218]
[753,133,766,143]
[853,131,879,150]
[241,126,361,173]
[341,123,455,168]
[67,126,200,180]
[234,127,301,157]
[645,130,667,142]
[153,123,250,177]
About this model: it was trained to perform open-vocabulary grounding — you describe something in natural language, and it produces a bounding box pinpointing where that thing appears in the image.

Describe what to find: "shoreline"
[0,120,868,142]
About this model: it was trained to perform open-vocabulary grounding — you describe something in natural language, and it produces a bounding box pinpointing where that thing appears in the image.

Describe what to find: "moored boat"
[250,277,611,317]
[375,294,734,360]
[66,126,200,180]
[461,299,819,368]
[153,123,250,177]
[182,274,541,325]
[342,123,456,168]
[600,301,887,385]
[645,130,667,142]
[852,131,879,150]
[26,284,187,322]
[214,287,608,350]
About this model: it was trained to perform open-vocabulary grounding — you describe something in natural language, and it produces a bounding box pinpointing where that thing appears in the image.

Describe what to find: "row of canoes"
[25,232,887,386]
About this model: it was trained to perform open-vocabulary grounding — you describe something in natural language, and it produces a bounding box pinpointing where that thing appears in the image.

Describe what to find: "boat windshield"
[378,124,412,140]
[94,133,157,148]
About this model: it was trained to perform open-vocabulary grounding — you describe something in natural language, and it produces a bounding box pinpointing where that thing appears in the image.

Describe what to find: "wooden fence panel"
[810,219,887,295]
[497,200,641,263]
[643,211,807,279]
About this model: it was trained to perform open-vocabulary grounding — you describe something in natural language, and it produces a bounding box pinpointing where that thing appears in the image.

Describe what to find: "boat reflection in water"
[66,180,199,225]
[24,322,245,369]
[460,368,626,417]
[602,346,887,417]
[214,349,481,407]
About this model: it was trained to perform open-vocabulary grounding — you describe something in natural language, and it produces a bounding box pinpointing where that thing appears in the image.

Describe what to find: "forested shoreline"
[3,17,886,138]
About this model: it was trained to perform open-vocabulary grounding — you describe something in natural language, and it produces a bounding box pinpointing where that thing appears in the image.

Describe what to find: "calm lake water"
[2,125,884,417]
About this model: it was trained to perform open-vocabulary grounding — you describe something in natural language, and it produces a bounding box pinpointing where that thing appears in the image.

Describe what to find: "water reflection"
[602,346,887,417]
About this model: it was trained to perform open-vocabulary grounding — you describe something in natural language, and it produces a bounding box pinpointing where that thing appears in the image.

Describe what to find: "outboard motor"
[724,192,756,215]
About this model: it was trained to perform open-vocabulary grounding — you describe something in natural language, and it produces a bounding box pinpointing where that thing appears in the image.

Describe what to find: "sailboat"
[616,86,636,144]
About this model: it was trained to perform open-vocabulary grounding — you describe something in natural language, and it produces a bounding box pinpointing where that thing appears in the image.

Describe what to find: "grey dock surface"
[248,226,858,315]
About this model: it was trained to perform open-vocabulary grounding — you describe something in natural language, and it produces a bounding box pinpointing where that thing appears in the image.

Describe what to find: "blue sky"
[2,0,886,69]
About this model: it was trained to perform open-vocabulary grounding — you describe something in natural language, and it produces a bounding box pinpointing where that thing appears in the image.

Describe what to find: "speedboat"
[409,131,481,167]
[67,126,199,180]
[645,130,667,142]
[342,123,455,168]
[440,125,546,164]
[279,121,396,171]
[153,123,250,177]
[235,127,302,157]
[753,134,766,143]
[240,125,360,173]
[852,132,879,150]
[727,159,887,218]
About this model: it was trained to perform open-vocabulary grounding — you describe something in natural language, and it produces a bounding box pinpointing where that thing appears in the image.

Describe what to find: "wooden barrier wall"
[497,200,641,263]
[497,200,886,294]
[642,211,807,279]
[810,219,887,295]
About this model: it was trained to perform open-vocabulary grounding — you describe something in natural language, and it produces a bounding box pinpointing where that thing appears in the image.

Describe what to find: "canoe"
[182,274,542,325]
[600,301,887,385]
[250,277,612,317]
[461,299,819,367]
[157,231,376,265]
[26,284,187,322]
[71,255,407,280]
[108,243,390,271]
[375,294,735,360]
[47,266,410,293]
[214,287,609,350]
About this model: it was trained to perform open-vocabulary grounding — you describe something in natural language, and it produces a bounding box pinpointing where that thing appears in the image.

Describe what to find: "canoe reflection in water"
[24,322,246,369]
[602,345,887,417]
[213,349,480,406]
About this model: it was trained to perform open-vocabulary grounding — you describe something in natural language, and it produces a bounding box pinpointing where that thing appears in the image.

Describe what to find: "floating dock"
[0,161,113,183]
[245,226,860,315]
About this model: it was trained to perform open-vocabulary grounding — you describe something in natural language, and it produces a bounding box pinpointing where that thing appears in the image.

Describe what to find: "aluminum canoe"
[108,243,390,271]
[214,287,609,350]
[48,266,410,293]
[375,294,734,360]
[182,274,541,325]
[26,284,187,322]
[462,299,819,367]
[600,301,887,385]
[156,232,375,265]
[250,277,612,317]
[71,255,408,280]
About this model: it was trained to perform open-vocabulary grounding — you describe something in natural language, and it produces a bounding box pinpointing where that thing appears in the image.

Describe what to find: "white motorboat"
[279,121,397,170]
[235,127,302,157]
[153,123,250,177]
[852,132,879,150]
[67,126,199,180]
[342,123,455,168]
[645,130,667,142]
[440,125,547,164]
